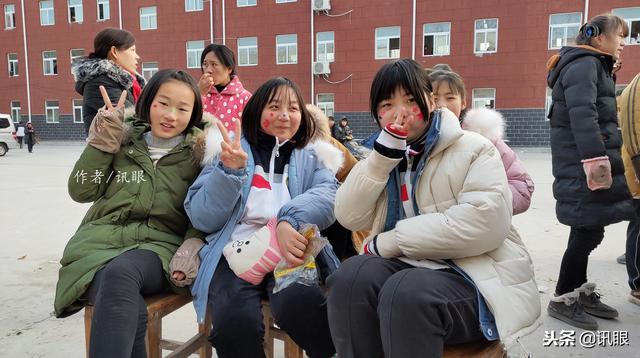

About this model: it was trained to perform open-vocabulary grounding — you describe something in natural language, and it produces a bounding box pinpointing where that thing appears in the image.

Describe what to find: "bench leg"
[283,334,303,358]
[147,312,162,358]
[84,307,93,358]
[198,311,213,358]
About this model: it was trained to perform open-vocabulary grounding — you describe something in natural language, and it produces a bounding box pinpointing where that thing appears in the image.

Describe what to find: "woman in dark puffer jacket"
[547,13,632,330]
[73,27,144,136]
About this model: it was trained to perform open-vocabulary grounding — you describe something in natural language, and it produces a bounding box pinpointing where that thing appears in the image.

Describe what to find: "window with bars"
[375,26,400,59]
[238,37,258,66]
[474,19,498,53]
[276,34,297,64]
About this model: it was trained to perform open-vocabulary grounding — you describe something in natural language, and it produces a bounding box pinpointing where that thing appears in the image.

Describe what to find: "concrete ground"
[0,143,638,357]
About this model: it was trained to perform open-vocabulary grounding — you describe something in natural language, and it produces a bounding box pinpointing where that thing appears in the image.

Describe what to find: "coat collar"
[429,108,464,158]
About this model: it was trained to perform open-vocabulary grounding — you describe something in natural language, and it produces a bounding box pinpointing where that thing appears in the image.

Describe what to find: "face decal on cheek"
[262,120,270,128]
[269,112,275,118]
[417,112,424,120]
[152,104,158,108]
[412,106,419,113]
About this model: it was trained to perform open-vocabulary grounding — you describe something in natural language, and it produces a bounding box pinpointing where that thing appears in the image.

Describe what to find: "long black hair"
[370,59,433,128]
[241,77,315,148]
[89,28,136,59]
[576,14,629,46]
[135,69,203,132]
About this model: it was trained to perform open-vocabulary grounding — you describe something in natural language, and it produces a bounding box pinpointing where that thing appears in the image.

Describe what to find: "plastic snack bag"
[272,224,329,293]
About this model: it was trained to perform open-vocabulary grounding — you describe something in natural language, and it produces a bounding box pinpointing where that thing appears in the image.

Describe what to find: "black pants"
[555,226,605,295]
[207,258,335,358]
[625,200,640,290]
[17,136,23,149]
[327,255,484,358]
[85,249,168,358]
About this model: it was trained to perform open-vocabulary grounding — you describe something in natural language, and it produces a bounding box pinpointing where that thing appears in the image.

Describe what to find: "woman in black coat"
[547,14,632,330]
[73,28,144,136]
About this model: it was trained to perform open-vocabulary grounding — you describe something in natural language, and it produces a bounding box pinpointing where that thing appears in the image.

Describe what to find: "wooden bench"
[84,292,212,358]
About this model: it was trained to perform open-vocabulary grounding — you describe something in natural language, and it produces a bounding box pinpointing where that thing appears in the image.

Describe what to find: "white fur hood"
[462,108,505,142]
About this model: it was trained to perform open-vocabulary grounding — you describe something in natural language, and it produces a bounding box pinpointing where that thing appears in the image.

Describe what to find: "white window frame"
[423,22,451,56]
[4,4,16,29]
[40,1,55,26]
[186,40,204,69]
[185,0,203,12]
[8,53,18,77]
[97,0,109,21]
[474,18,498,54]
[472,88,496,109]
[237,0,256,7]
[72,99,83,123]
[548,13,582,49]
[11,101,20,123]
[141,62,158,81]
[43,50,57,76]
[45,100,60,123]
[613,8,640,45]
[237,37,258,66]
[316,31,335,62]
[375,26,401,59]
[139,6,157,30]
[68,0,83,23]
[276,0,296,3]
[316,94,334,118]
[276,34,298,65]
[70,48,84,74]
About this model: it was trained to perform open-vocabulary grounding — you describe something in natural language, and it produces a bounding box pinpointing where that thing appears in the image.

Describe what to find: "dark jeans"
[327,255,484,358]
[84,249,168,358]
[17,136,23,149]
[625,199,640,290]
[207,258,335,358]
[555,226,605,295]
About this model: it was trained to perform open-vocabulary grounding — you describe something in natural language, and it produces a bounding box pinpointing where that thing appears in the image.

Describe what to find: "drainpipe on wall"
[209,0,214,43]
[222,0,226,45]
[411,0,416,60]
[20,0,31,122]
[310,2,314,104]
[118,0,122,29]
[584,0,589,23]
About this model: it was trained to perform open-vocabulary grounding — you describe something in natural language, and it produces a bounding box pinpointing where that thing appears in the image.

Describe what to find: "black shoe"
[617,254,626,265]
[547,293,598,330]
[578,283,618,319]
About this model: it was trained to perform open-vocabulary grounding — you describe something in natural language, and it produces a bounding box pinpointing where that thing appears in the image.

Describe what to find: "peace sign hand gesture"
[86,86,129,154]
[217,120,247,170]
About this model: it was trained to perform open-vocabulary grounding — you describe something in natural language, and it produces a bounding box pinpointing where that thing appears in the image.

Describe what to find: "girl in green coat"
[55,69,205,358]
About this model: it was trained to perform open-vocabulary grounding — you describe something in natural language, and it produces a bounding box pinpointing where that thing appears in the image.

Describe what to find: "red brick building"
[1,0,639,144]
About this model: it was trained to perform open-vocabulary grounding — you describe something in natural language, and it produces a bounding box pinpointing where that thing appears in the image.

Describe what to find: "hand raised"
[276,221,308,267]
[86,86,127,153]
[389,110,416,134]
[99,85,127,115]
[198,73,214,96]
[217,120,247,170]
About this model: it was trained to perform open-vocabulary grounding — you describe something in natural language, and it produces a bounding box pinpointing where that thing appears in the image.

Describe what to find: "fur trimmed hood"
[73,57,134,95]
[462,108,504,143]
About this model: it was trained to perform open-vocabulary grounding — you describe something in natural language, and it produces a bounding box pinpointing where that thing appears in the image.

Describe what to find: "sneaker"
[617,254,626,265]
[630,289,640,306]
[547,291,598,330]
[577,283,618,319]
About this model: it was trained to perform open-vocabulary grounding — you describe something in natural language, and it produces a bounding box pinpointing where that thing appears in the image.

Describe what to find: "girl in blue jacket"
[184,77,338,358]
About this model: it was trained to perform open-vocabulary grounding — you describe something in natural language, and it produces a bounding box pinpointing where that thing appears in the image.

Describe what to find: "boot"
[577,282,618,319]
[547,291,598,330]
[628,289,640,306]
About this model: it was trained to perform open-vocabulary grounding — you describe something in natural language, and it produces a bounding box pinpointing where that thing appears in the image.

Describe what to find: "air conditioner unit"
[313,0,331,11]
[313,61,331,75]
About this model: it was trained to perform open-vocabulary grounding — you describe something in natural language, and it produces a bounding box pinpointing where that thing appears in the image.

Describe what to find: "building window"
[276,0,296,3]
[316,94,334,117]
[423,22,451,56]
[140,6,157,30]
[375,26,401,59]
[472,88,496,109]
[40,1,55,26]
[43,50,57,75]
[186,40,204,68]
[613,7,640,45]
[276,34,298,64]
[46,100,60,123]
[4,4,16,29]
[11,101,20,123]
[316,31,334,62]
[548,13,581,49]
[185,0,203,11]
[237,0,256,6]
[8,53,18,77]
[72,99,83,123]
[68,0,83,23]
[70,48,84,74]
[97,0,109,20]
[474,18,498,53]
[237,37,258,66]
[142,62,158,81]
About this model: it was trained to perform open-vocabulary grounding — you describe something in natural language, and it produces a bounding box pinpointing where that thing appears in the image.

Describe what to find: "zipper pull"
[276,148,280,157]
